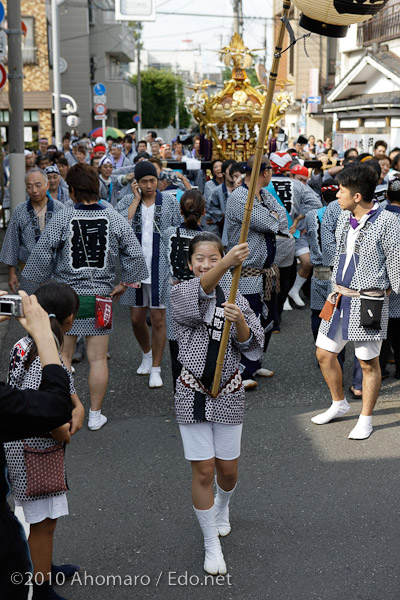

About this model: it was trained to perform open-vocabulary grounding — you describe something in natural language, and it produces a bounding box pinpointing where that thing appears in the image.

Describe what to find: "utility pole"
[7,0,25,214]
[137,38,141,140]
[233,0,243,37]
[51,0,62,149]
[233,0,239,35]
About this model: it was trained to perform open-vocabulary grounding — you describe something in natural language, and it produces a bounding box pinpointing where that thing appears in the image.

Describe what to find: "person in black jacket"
[0,291,72,600]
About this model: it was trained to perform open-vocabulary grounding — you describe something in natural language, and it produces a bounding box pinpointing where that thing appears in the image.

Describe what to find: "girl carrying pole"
[170,233,264,574]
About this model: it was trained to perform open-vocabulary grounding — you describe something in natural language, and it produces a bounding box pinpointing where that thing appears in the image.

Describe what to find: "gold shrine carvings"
[185,34,293,161]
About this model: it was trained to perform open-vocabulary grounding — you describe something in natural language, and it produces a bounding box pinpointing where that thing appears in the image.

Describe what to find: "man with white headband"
[44,165,70,204]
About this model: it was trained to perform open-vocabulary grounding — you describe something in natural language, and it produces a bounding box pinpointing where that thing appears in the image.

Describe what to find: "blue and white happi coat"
[116,191,181,307]
[305,206,330,311]
[319,204,400,341]
[206,182,230,237]
[226,184,288,296]
[270,175,321,259]
[385,204,400,318]
[0,198,65,294]
[22,203,148,335]
[320,200,342,268]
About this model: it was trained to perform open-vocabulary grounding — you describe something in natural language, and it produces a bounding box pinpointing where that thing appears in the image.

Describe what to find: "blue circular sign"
[0,3,5,24]
[94,83,106,96]
[133,114,141,123]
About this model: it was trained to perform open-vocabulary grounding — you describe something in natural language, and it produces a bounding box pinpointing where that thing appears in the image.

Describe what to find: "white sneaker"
[288,289,305,307]
[88,412,108,431]
[242,379,258,390]
[255,368,274,378]
[283,298,292,311]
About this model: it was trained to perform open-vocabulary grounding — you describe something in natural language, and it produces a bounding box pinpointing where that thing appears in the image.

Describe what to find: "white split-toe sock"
[149,366,163,388]
[311,398,350,425]
[348,414,373,440]
[194,505,227,575]
[214,480,236,537]
[137,350,152,375]
[283,298,292,311]
[88,409,108,431]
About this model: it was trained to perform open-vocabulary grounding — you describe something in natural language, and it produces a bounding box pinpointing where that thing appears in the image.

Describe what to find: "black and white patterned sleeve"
[115,194,134,220]
[170,277,206,328]
[169,195,182,227]
[226,187,279,234]
[381,212,400,294]
[321,201,342,267]
[0,205,22,266]
[22,210,69,284]
[116,214,149,283]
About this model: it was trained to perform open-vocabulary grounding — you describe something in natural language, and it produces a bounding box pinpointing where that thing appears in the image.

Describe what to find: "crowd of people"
[1,127,400,597]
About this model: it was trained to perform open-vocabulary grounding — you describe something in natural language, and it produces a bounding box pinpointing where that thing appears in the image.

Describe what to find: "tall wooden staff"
[211,0,292,398]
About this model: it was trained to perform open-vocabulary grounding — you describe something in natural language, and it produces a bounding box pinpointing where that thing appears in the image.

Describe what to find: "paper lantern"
[292,0,390,37]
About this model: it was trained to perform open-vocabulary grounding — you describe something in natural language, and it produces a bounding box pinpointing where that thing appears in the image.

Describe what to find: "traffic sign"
[94,103,107,116]
[308,96,321,104]
[133,114,141,124]
[93,95,107,104]
[94,83,106,96]
[0,3,4,24]
[0,64,7,90]
[94,115,107,121]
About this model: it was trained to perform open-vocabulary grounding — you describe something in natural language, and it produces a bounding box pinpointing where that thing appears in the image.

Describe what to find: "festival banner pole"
[211,0,292,398]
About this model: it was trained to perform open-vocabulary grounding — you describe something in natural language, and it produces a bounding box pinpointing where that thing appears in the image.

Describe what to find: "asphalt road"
[2,300,400,600]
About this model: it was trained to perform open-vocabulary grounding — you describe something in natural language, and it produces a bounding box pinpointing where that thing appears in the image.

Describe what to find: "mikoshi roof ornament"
[185,33,293,162]
[292,0,390,37]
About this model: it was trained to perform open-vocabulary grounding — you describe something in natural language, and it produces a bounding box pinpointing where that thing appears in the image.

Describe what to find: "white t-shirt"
[141,202,155,284]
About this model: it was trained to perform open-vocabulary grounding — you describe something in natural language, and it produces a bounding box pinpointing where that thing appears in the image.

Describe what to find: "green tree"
[131,69,190,129]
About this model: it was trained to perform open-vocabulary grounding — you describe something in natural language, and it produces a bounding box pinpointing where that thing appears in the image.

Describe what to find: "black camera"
[0,295,24,317]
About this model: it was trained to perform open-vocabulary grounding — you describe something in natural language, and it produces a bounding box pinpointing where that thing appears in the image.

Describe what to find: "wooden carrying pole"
[211,0,292,398]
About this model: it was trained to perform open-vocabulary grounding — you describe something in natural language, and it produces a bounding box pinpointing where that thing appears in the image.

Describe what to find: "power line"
[156,11,279,20]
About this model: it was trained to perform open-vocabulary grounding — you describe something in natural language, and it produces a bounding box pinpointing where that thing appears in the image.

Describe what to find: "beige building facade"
[0,0,52,146]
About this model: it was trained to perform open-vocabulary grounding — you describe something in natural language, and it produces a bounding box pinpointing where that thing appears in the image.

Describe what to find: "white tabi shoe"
[137,350,152,375]
[288,289,305,307]
[149,367,163,388]
[194,506,227,575]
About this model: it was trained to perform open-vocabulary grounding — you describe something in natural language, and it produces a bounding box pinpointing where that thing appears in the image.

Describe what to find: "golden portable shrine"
[185,33,293,162]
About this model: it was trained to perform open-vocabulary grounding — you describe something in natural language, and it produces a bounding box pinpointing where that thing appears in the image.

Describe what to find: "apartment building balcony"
[90,24,135,63]
[106,78,137,112]
[357,2,400,46]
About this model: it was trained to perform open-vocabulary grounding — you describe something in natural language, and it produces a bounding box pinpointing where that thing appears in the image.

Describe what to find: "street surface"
[1,299,400,600]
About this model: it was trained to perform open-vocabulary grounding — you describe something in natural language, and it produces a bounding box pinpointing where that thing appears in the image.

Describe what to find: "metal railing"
[358,3,400,45]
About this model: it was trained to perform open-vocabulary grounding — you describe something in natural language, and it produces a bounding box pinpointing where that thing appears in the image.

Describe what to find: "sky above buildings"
[142,0,274,74]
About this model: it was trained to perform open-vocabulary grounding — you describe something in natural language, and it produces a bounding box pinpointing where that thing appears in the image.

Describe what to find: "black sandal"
[349,386,362,400]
